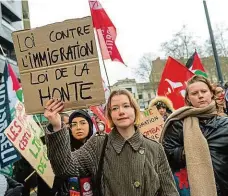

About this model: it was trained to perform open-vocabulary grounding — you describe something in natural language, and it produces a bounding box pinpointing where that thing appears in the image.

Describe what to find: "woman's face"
[187,81,213,108]
[110,94,135,129]
[158,107,167,117]
[215,87,224,103]
[71,117,89,141]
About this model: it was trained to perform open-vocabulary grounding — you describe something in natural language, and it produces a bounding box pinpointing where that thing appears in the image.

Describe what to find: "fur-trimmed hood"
[148,96,174,112]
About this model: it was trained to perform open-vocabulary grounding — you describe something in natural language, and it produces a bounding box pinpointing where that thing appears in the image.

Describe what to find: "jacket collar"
[109,127,143,154]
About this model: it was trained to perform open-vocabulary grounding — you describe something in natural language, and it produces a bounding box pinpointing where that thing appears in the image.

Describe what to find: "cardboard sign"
[4,102,54,187]
[138,106,164,142]
[14,101,44,137]
[12,16,105,114]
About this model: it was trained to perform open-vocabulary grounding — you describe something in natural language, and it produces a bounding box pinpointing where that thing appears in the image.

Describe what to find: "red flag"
[90,105,111,133]
[89,0,125,65]
[157,57,194,109]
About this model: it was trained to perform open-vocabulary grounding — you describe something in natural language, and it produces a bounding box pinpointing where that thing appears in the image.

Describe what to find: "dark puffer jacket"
[162,116,228,196]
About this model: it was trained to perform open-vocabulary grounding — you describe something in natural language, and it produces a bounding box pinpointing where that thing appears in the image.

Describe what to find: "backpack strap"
[95,134,108,196]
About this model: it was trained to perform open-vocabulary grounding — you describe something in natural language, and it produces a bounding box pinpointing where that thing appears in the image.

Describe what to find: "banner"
[158,57,194,109]
[0,164,13,177]
[4,102,54,187]
[90,105,111,133]
[138,106,164,142]
[89,0,125,65]
[0,65,20,168]
[12,16,105,114]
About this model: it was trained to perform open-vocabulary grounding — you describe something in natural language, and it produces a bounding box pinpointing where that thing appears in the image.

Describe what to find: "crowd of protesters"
[1,75,228,196]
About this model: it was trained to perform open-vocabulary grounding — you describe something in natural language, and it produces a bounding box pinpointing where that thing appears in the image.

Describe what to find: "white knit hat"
[0,174,8,195]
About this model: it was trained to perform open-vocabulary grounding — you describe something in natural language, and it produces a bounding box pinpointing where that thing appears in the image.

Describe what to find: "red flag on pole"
[89,0,125,65]
[157,57,194,109]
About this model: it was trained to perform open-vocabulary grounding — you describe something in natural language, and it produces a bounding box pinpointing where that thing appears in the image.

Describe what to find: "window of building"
[0,45,8,56]
[148,93,151,99]
[138,94,143,99]
[125,88,132,93]
[1,3,21,23]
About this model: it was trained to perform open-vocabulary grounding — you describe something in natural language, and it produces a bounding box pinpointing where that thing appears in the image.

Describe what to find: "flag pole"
[101,57,111,90]
[94,30,111,90]
[203,0,224,85]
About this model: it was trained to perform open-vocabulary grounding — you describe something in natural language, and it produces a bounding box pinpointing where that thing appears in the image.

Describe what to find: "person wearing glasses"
[38,110,94,196]
[68,110,94,150]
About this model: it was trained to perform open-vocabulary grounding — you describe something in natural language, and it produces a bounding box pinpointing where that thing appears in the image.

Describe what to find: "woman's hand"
[44,99,64,132]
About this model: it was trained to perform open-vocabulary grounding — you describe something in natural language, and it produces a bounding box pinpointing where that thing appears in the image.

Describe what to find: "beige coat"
[45,126,179,196]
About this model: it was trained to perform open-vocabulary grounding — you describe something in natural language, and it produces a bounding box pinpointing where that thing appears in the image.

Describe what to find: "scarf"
[160,101,218,196]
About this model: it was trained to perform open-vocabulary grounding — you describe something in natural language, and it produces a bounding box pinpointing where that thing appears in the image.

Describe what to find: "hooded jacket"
[149,96,174,120]
[149,96,174,112]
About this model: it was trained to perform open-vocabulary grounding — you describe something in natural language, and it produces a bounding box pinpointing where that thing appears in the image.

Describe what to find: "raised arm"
[44,99,99,177]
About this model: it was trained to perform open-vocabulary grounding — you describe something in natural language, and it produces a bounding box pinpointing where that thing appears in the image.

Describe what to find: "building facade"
[111,78,155,110]
[0,0,24,79]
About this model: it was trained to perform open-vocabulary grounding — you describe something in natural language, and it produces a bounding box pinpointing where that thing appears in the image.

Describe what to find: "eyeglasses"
[70,121,88,128]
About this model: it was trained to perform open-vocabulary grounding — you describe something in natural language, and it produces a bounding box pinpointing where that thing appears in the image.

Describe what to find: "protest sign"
[138,106,164,142]
[12,16,105,114]
[14,101,44,137]
[4,102,54,187]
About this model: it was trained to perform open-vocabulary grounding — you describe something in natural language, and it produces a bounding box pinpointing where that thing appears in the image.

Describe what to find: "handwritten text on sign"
[12,17,105,114]
[138,107,164,142]
[4,103,54,187]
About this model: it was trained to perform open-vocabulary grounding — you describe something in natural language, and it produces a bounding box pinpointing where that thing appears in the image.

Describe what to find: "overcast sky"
[28,0,228,85]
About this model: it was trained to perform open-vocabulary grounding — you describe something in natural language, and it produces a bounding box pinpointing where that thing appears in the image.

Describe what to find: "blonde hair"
[105,89,141,128]
[185,75,214,106]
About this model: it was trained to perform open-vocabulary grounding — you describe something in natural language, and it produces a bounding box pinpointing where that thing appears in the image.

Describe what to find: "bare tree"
[204,24,228,57]
[134,53,155,82]
[161,25,203,61]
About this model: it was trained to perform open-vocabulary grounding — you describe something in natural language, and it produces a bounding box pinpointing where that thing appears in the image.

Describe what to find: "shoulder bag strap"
[95,134,108,196]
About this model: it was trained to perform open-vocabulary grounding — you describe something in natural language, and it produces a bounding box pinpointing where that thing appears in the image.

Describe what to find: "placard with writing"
[12,16,105,114]
[138,106,165,142]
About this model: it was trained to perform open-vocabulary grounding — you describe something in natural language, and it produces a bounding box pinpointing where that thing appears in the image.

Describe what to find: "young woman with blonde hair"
[44,89,178,196]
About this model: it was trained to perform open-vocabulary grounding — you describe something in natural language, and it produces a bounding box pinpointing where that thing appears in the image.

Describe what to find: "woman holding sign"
[160,75,228,196]
[44,89,178,196]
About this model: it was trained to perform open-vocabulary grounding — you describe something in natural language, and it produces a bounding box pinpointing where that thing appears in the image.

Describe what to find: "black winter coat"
[5,175,23,196]
[162,116,228,196]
